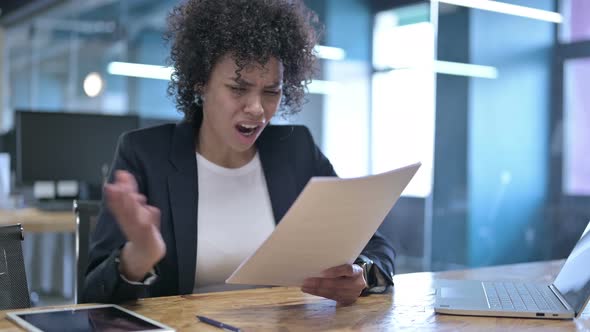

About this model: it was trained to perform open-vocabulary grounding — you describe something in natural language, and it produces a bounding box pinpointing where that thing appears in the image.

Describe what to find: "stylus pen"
[196,315,241,332]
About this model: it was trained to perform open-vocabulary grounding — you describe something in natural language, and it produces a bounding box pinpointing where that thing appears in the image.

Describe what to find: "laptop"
[434,221,590,319]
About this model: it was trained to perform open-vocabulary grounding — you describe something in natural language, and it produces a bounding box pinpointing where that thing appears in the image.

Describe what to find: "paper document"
[226,162,421,286]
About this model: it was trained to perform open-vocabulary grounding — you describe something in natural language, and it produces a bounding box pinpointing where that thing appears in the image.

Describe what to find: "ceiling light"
[433,61,498,79]
[314,45,347,61]
[83,72,104,97]
[107,62,172,80]
[436,0,562,23]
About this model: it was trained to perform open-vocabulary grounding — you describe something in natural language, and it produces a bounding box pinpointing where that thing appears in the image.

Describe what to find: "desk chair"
[74,200,101,304]
[0,224,31,309]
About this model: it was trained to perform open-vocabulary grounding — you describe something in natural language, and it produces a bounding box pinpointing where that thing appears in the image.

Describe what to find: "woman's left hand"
[301,264,367,305]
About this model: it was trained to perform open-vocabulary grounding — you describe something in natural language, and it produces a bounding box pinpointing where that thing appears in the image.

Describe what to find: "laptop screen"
[553,222,590,315]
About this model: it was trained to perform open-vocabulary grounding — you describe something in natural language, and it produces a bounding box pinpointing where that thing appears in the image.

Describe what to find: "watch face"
[142,272,158,285]
[358,262,368,285]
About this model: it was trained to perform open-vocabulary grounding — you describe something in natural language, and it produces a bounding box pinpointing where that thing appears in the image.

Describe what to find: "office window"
[372,6,434,197]
[560,0,590,43]
[563,57,590,196]
[1,0,181,134]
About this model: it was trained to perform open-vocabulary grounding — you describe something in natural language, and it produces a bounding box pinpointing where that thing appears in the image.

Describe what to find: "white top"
[193,152,275,293]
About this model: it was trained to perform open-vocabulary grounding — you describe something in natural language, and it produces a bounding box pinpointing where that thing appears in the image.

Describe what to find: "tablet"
[6,304,174,332]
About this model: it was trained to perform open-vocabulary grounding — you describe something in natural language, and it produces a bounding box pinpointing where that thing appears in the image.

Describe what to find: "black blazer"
[83,121,395,303]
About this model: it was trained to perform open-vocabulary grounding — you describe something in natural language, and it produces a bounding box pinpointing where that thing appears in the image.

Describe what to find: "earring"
[194,94,203,107]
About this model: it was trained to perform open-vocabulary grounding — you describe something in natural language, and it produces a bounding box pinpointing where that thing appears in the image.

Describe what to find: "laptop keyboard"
[482,282,564,311]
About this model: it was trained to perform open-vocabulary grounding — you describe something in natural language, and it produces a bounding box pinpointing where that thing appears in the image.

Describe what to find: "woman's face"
[199,54,283,154]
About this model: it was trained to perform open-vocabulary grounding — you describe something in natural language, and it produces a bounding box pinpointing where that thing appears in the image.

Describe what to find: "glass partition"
[3,0,588,279]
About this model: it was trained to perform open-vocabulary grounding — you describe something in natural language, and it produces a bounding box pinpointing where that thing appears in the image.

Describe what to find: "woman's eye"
[265,90,280,96]
[230,86,246,93]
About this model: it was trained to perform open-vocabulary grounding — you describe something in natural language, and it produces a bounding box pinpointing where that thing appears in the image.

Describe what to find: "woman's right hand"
[104,170,166,281]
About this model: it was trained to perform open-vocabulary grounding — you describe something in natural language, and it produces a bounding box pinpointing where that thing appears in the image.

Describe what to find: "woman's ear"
[194,83,204,96]
[193,83,207,107]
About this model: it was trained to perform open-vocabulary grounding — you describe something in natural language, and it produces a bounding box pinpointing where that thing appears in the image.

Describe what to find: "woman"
[83,0,395,306]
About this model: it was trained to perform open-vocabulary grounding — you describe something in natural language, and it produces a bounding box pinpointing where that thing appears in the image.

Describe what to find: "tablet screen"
[11,305,171,332]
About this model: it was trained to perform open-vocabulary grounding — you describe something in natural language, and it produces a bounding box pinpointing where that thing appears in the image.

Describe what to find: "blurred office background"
[0,0,589,305]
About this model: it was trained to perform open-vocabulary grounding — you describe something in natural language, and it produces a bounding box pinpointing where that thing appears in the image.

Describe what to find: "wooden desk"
[0,208,75,233]
[1,260,588,331]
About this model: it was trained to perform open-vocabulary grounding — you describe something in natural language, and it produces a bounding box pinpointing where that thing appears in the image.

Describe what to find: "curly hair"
[165,0,321,124]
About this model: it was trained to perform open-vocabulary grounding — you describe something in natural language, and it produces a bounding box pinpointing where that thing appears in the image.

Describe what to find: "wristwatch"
[114,251,158,286]
[354,255,375,295]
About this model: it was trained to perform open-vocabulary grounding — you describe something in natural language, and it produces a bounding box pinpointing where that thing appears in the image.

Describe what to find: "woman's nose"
[244,96,264,117]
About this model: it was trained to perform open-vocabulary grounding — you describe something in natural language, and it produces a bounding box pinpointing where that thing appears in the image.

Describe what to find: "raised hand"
[301,264,367,305]
[104,170,165,281]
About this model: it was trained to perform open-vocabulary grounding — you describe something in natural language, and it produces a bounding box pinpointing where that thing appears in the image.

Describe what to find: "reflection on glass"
[563,58,590,195]
[372,5,434,197]
[2,0,180,132]
[16,306,163,332]
[560,0,590,43]
[553,222,590,314]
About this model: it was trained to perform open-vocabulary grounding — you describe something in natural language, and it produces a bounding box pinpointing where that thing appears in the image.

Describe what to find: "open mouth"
[235,123,260,137]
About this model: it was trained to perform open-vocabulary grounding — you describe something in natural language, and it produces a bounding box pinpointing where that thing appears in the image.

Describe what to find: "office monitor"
[15,110,139,191]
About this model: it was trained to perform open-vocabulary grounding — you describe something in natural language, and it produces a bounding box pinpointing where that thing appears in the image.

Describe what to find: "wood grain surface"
[1,260,588,331]
[0,208,75,233]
